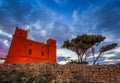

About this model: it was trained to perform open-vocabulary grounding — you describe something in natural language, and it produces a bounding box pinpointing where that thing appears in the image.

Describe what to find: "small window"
[20,33,22,35]
[30,43,32,46]
[29,49,32,55]
[42,46,44,48]
[41,51,44,56]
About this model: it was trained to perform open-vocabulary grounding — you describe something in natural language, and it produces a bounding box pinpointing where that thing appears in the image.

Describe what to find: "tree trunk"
[81,51,86,63]
[77,55,80,63]
[92,47,95,65]
[93,52,102,65]
[84,49,90,62]
[84,55,87,62]
[80,55,82,63]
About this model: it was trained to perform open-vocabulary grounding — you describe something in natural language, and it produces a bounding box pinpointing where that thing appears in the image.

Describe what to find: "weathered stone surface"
[0,63,120,83]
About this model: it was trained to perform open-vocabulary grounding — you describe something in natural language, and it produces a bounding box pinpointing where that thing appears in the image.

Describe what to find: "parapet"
[14,27,28,39]
[47,39,56,47]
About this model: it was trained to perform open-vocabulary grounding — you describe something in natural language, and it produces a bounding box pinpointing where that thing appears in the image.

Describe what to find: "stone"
[0,63,120,82]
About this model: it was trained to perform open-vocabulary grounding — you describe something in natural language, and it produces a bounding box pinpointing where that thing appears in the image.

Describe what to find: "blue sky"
[0,0,120,60]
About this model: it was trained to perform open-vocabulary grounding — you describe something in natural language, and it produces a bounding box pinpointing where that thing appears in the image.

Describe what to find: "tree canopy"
[62,34,117,65]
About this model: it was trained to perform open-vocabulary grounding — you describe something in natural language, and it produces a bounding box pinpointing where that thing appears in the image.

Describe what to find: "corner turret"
[47,39,56,62]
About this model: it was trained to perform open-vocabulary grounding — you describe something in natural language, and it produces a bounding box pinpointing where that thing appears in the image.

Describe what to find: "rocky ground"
[0,62,120,83]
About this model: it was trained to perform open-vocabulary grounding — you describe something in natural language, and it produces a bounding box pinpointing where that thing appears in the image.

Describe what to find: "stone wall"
[0,63,120,83]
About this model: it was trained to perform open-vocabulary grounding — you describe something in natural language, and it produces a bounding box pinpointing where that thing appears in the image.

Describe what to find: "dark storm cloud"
[73,0,120,39]
[0,0,32,33]
[93,0,120,36]
[0,0,55,33]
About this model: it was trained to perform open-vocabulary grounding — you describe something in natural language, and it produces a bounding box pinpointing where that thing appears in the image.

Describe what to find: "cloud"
[0,48,7,57]
[0,38,10,56]
[72,9,94,34]
[57,48,77,58]
[0,29,12,38]
[25,19,73,47]
[72,10,79,23]
[0,60,5,64]
[57,48,77,64]
[54,0,68,6]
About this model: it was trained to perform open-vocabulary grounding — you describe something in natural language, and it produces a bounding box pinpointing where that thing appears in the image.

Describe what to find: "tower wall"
[47,39,56,62]
[4,27,56,64]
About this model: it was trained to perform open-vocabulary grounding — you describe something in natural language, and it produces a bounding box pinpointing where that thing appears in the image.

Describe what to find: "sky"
[0,0,120,62]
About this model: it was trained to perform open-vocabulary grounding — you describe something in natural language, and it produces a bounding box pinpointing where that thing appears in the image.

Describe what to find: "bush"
[68,60,88,64]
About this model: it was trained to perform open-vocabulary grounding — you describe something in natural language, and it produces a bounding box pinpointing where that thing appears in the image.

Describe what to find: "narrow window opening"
[20,33,22,35]
[42,46,44,48]
[41,51,44,56]
[29,49,32,55]
[30,43,32,46]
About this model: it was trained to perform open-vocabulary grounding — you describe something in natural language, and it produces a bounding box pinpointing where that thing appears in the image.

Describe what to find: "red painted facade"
[4,27,56,64]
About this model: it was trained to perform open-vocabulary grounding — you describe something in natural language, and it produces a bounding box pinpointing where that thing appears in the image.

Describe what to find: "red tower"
[4,27,56,64]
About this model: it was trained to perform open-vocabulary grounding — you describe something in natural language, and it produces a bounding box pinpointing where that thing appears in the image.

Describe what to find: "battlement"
[16,27,28,32]
[47,39,56,47]
[14,27,28,39]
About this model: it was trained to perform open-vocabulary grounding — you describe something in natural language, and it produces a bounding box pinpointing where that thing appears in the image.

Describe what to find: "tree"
[62,34,117,65]
[93,43,117,65]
